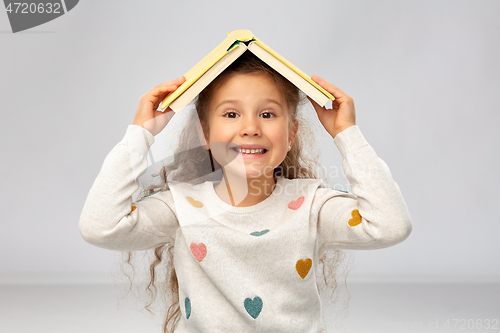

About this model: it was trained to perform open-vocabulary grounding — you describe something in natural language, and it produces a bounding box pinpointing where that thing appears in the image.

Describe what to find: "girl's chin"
[222,168,274,180]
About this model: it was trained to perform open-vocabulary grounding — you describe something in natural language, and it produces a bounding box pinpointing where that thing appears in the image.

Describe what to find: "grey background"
[1,0,499,285]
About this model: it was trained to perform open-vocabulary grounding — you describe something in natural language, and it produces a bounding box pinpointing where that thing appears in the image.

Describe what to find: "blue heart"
[250,229,270,236]
[244,296,263,319]
[185,297,191,319]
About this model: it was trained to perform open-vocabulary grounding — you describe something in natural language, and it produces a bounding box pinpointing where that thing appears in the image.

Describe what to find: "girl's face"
[204,73,298,180]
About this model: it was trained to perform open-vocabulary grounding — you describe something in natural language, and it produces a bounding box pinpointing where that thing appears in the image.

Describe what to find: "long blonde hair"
[119,52,352,332]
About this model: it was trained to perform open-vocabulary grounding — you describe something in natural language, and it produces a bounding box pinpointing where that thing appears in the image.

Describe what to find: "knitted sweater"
[79,124,412,332]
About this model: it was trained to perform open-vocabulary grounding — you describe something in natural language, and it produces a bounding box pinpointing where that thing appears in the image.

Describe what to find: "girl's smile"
[228,144,269,158]
[205,72,298,180]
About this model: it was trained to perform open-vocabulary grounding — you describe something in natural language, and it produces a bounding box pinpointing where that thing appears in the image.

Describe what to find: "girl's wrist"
[332,124,356,138]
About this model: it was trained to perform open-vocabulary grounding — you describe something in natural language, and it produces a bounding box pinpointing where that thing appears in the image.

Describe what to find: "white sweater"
[79,124,412,332]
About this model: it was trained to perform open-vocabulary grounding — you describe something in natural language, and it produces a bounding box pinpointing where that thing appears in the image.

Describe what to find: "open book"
[160,30,335,112]
[160,30,335,113]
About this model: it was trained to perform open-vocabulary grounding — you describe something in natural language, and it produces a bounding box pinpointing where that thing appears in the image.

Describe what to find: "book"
[160,30,334,112]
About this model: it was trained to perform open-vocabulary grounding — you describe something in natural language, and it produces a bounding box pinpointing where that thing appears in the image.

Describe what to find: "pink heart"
[190,243,207,262]
[288,196,305,210]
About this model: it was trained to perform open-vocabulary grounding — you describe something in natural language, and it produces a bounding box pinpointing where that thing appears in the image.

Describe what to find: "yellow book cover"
[252,39,334,101]
[160,30,254,110]
[160,30,334,110]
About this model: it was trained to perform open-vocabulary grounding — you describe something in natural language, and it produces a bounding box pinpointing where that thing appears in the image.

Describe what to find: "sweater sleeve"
[78,125,178,251]
[314,125,412,250]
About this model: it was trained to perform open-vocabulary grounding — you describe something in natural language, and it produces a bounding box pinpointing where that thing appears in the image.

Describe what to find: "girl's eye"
[223,111,238,118]
[260,112,275,118]
[222,111,275,118]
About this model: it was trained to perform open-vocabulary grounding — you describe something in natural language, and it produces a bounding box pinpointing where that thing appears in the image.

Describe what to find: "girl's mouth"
[230,147,268,158]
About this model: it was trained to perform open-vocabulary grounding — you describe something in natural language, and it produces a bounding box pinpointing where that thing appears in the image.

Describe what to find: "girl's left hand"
[308,75,356,139]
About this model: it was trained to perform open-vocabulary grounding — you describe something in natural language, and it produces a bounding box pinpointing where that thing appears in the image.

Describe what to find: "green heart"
[244,296,263,319]
[250,229,270,236]
[185,297,191,319]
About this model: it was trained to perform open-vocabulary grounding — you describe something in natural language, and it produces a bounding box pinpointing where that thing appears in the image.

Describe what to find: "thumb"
[143,108,175,136]
[154,108,175,130]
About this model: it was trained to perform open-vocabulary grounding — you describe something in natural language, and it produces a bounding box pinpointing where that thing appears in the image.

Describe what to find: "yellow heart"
[131,205,137,212]
[296,258,312,279]
[348,209,362,227]
[186,196,203,208]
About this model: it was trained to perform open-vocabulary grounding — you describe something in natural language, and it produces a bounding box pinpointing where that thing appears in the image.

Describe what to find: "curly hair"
[118,51,352,332]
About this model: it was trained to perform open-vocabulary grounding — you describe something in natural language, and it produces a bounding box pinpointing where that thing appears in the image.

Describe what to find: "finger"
[311,74,341,92]
[152,83,180,96]
[311,75,348,99]
[153,85,178,107]
[150,85,177,109]
[160,76,186,87]
[164,76,186,88]
[149,76,186,97]
[144,77,186,110]
[174,76,186,83]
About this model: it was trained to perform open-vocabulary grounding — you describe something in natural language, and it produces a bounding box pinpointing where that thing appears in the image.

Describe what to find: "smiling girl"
[79,51,412,332]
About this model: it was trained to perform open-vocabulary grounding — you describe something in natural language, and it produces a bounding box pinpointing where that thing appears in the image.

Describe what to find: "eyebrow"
[215,98,284,109]
[215,100,239,109]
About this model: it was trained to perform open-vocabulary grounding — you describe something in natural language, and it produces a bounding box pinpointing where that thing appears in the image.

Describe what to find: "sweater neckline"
[206,176,285,214]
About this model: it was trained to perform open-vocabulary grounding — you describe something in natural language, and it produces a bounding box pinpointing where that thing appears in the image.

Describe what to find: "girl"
[79,52,412,332]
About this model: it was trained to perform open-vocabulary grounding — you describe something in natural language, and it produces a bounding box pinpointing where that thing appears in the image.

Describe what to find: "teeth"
[233,148,265,154]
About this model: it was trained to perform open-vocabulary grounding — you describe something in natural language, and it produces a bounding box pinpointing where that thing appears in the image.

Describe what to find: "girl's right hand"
[133,76,186,136]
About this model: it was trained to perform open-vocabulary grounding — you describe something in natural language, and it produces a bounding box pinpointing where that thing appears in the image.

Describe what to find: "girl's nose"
[240,115,261,137]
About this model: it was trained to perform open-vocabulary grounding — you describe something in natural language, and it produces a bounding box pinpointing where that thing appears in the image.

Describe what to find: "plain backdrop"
[0,0,499,284]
